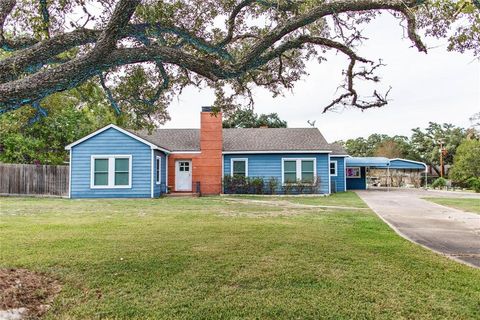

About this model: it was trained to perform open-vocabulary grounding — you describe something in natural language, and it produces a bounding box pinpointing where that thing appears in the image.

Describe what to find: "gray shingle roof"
[134,129,200,151]
[133,128,347,154]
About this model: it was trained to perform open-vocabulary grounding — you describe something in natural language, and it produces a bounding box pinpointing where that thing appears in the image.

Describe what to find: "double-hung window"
[330,161,337,176]
[231,158,248,177]
[93,159,109,186]
[91,155,132,188]
[283,160,297,183]
[282,158,316,184]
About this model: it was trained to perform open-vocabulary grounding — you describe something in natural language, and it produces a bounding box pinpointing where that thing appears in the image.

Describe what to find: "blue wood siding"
[330,156,346,192]
[71,128,153,198]
[153,150,167,197]
[346,167,367,190]
[223,153,330,194]
[389,159,426,170]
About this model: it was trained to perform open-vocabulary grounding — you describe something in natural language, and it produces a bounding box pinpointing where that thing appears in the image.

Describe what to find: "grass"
[423,197,480,214]
[1,192,479,319]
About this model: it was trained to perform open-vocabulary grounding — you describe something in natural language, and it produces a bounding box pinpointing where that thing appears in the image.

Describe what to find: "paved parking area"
[356,189,480,267]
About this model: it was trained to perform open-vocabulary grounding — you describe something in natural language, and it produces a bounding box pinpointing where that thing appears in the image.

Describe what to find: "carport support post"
[387,166,390,192]
[425,170,428,190]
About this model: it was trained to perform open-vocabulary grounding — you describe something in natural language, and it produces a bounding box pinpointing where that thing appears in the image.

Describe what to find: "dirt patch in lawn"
[0,268,61,319]
[223,198,369,211]
[219,198,369,217]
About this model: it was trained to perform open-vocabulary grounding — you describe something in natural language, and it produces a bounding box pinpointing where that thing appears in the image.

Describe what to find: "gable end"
[65,124,170,153]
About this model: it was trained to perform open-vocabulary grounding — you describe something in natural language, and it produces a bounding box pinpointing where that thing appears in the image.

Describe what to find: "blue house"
[66,107,349,198]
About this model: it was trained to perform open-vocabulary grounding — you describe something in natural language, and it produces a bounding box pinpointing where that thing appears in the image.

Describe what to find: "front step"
[164,192,200,197]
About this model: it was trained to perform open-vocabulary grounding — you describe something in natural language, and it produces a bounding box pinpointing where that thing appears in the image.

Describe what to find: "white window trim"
[330,160,338,177]
[230,158,249,177]
[68,149,72,198]
[90,155,132,189]
[281,158,317,185]
[156,156,162,185]
[346,166,362,179]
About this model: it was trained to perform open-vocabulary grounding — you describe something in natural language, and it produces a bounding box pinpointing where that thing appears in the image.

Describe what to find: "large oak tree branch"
[0,0,16,45]
[240,0,426,66]
[0,0,439,114]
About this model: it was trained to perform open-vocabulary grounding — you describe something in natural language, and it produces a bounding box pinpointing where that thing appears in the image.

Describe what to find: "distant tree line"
[336,120,480,190]
[222,109,287,129]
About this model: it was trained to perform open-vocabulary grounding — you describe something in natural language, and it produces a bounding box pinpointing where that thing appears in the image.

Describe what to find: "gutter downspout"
[165,154,169,194]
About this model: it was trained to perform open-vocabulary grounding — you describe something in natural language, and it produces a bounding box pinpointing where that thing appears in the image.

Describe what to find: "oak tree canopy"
[0,0,478,122]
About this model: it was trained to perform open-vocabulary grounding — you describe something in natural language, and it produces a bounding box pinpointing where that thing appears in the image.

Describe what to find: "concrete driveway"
[356,188,480,268]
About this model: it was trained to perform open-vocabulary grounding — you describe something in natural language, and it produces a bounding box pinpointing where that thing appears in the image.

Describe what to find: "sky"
[162,14,480,143]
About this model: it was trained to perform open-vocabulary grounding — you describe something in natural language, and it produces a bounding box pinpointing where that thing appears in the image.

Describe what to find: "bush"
[466,177,480,193]
[223,175,321,195]
[283,182,295,195]
[223,176,264,194]
[267,177,279,194]
[250,177,264,194]
[431,177,447,190]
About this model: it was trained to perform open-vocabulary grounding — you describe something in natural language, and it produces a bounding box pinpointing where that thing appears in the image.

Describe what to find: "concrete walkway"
[356,189,480,268]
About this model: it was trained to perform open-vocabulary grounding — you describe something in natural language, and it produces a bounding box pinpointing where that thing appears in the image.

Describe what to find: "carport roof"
[346,157,390,168]
[346,157,427,170]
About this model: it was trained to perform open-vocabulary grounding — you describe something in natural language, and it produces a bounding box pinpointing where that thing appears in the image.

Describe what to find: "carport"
[345,157,427,190]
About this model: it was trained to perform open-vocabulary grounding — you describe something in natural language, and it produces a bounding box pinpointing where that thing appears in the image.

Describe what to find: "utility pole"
[439,140,445,178]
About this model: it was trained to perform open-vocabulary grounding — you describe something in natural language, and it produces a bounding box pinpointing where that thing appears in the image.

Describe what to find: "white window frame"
[156,156,161,185]
[281,158,317,185]
[90,155,132,189]
[330,160,338,177]
[346,167,361,179]
[230,158,249,177]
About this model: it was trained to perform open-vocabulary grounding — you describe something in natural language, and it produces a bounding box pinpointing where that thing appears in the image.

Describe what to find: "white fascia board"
[170,151,202,154]
[222,150,332,154]
[65,124,171,154]
[390,158,428,170]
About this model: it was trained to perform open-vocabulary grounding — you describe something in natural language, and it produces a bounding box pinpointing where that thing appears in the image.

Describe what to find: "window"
[282,158,316,184]
[302,160,314,183]
[94,159,108,186]
[91,155,132,188]
[231,158,248,177]
[346,167,361,178]
[115,158,129,186]
[179,161,190,172]
[283,160,297,183]
[156,156,161,184]
[330,161,337,176]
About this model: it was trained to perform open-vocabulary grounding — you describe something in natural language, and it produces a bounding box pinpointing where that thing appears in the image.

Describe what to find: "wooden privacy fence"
[0,163,69,196]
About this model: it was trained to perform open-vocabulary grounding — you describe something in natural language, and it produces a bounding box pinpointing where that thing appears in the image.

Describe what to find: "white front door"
[175,160,192,191]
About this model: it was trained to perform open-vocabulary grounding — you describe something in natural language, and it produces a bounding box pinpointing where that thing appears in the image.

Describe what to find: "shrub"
[431,177,447,190]
[223,175,247,194]
[267,177,279,194]
[250,177,264,194]
[466,177,480,193]
[283,182,295,195]
[223,176,265,194]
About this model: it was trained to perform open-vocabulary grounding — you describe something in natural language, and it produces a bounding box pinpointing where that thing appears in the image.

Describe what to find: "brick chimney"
[197,106,223,194]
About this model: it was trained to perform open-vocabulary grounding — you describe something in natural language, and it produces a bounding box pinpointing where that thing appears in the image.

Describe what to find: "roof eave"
[222,150,332,154]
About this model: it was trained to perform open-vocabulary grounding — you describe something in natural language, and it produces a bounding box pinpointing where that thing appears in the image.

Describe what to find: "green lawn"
[1,193,479,319]
[423,197,480,214]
